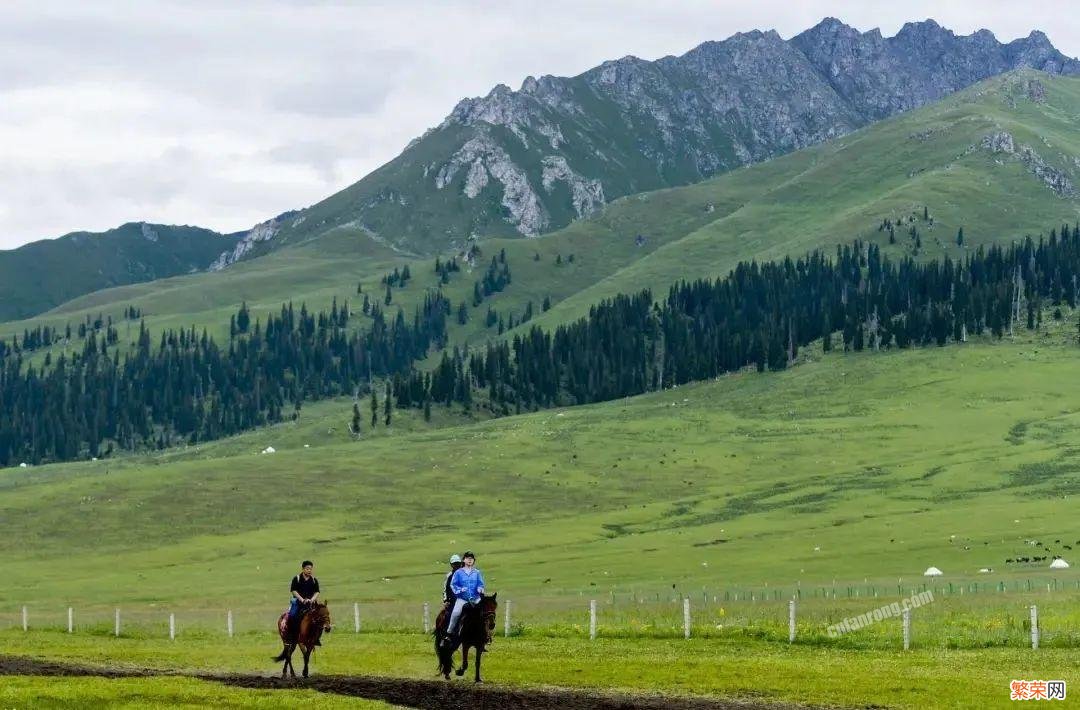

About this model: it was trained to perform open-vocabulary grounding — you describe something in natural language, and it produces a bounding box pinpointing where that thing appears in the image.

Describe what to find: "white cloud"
[1,0,1079,248]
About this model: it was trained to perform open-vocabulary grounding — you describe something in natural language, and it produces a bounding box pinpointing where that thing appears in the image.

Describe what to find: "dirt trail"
[0,655,820,710]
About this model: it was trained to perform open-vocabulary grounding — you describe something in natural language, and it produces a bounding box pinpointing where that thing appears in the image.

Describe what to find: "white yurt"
[1050,558,1070,569]
[923,566,944,576]
[261,446,276,455]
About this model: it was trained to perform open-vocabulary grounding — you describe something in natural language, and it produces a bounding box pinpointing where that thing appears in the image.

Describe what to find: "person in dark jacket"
[443,554,463,605]
[287,560,320,636]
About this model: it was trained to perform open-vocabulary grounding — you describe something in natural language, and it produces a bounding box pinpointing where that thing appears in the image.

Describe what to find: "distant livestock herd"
[1004,539,1077,565]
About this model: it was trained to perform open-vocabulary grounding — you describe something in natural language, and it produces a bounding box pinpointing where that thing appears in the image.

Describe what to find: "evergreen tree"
[236,302,250,333]
[370,389,378,428]
[384,382,392,426]
[351,403,362,437]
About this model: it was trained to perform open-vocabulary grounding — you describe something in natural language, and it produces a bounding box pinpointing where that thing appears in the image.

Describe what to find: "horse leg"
[455,644,469,677]
[279,645,289,678]
[286,644,297,678]
[301,645,312,678]
[474,648,483,684]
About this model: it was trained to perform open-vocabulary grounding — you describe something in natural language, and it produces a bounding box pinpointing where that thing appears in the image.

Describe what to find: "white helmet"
[449,554,462,564]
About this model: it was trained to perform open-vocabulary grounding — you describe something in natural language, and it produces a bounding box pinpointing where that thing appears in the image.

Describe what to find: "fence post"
[423,602,430,634]
[114,608,120,637]
[504,599,512,638]
[683,597,691,639]
[68,607,73,634]
[354,602,360,633]
[902,607,911,650]
[788,600,796,643]
[1030,605,1039,650]
[21,606,27,632]
[169,613,176,641]
[589,599,597,640]
[227,610,234,638]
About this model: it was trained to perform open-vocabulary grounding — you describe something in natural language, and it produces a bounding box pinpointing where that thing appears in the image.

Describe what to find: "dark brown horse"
[273,601,332,678]
[435,593,497,683]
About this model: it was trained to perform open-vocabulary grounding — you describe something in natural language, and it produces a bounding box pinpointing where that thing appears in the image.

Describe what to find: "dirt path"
[0,655,821,710]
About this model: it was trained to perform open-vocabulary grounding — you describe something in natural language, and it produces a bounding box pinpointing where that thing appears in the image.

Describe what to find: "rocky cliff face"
[246,18,1080,261]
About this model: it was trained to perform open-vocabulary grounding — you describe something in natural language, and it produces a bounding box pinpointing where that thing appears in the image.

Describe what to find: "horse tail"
[272,647,289,662]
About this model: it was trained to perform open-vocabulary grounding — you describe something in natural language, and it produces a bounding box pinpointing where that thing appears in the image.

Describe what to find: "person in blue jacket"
[441,550,485,645]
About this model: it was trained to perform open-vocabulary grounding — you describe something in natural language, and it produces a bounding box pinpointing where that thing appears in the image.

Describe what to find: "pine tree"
[384,382,392,426]
[384,283,393,306]
[237,302,250,333]
[370,389,378,428]
[351,403,362,437]
[956,227,964,246]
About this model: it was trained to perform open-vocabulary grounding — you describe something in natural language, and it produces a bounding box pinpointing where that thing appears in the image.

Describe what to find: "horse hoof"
[475,679,483,684]
[455,669,465,677]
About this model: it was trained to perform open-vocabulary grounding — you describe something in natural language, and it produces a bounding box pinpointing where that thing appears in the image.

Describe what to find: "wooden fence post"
[683,598,691,639]
[21,606,27,632]
[1030,605,1039,650]
[354,602,360,633]
[227,610,234,638]
[68,607,73,634]
[788,600,796,643]
[589,599,597,640]
[114,608,120,637]
[169,613,176,640]
[504,599,511,638]
[423,602,430,634]
[902,607,911,650]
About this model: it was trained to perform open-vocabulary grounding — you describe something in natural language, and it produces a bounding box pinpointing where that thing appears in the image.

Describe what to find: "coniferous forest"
[2,223,1080,466]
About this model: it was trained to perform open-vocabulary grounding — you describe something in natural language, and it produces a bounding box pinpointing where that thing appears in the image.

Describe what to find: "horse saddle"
[279,610,307,642]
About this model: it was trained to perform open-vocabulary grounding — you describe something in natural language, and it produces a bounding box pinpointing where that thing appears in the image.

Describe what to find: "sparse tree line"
[4,222,1080,465]
[2,307,148,356]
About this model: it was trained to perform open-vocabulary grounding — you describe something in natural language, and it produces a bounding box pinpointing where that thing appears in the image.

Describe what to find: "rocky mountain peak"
[232,18,1080,260]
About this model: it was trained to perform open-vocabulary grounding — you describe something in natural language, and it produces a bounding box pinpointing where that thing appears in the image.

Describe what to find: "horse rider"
[443,553,463,612]
[288,560,321,639]
[441,550,485,647]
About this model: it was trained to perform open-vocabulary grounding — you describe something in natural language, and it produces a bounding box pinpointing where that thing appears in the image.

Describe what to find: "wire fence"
[2,576,1078,650]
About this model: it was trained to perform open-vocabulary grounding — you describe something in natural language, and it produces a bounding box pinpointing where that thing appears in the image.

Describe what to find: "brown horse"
[436,593,497,683]
[273,601,332,678]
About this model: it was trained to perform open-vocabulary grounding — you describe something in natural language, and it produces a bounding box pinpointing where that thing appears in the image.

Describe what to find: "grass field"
[3,328,1079,608]
[1,629,1076,708]
[4,324,1080,708]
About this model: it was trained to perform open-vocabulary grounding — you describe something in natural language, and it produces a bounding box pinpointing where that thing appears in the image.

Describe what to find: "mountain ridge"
[0,222,236,321]
[240,18,1080,261]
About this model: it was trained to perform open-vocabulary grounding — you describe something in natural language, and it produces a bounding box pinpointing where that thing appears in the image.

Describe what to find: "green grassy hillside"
[4,71,1079,367]
[0,222,236,321]
[2,326,1077,612]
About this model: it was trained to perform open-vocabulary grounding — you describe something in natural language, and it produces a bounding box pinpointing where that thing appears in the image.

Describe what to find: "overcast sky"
[2,0,1079,249]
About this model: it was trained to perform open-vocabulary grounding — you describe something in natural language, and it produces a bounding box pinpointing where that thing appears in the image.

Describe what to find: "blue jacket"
[449,567,485,602]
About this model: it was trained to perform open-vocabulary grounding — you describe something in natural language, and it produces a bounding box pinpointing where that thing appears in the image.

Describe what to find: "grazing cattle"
[1006,558,1014,564]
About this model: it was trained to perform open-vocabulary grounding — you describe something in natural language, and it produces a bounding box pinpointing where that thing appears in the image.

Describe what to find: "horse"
[435,593,497,683]
[273,601,332,678]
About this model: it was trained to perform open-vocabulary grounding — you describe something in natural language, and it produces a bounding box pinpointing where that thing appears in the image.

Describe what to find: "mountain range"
[2,17,1080,320]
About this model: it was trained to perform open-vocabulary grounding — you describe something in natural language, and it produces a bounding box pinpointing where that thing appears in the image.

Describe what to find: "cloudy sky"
[2,0,1079,249]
